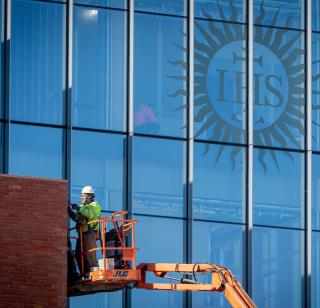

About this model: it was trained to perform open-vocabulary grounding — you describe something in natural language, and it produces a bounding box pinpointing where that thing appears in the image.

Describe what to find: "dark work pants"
[76,230,99,274]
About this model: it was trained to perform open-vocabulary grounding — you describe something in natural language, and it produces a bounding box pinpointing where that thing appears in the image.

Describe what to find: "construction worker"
[68,186,101,277]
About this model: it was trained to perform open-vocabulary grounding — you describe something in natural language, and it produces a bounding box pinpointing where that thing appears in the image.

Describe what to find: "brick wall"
[0,175,68,308]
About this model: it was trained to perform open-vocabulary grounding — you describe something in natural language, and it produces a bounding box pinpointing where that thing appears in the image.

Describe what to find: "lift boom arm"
[135,263,256,308]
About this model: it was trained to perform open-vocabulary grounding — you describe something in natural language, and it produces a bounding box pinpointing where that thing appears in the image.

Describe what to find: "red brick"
[0,175,67,308]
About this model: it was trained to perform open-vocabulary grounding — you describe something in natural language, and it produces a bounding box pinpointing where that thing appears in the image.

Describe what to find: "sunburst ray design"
[168,0,320,170]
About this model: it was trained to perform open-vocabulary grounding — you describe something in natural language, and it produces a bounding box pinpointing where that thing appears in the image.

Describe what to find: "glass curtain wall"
[0,0,319,308]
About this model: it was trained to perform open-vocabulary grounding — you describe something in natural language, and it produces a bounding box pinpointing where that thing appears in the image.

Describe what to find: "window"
[253,149,304,228]
[195,0,245,23]
[313,33,320,150]
[194,20,247,144]
[313,154,320,230]
[71,131,125,212]
[135,0,186,16]
[74,0,126,9]
[253,27,305,149]
[73,6,127,131]
[194,142,245,223]
[192,221,245,308]
[312,231,320,308]
[253,227,304,308]
[134,13,187,138]
[9,124,63,179]
[132,137,185,218]
[254,0,304,30]
[10,0,65,125]
[132,215,184,308]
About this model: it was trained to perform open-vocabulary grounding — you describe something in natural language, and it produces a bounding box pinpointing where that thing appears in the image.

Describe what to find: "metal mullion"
[305,0,312,307]
[64,0,73,185]
[186,1,194,308]
[3,0,11,174]
[124,1,134,308]
[246,0,253,297]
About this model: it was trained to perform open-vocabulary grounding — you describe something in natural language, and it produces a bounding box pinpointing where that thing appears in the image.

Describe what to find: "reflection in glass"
[194,20,246,143]
[313,154,320,230]
[71,131,125,212]
[74,0,126,9]
[9,124,63,179]
[253,227,304,308]
[195,0,245,23]
[253,149,304,228]
[313,33,320,150]
[70,291,122,308]
[73,7,127,131]
[192,221,245,308]
[194,143,245,223]
[135,0,186,16]
[132,215,183,308]
[10,0,65,125]
[314,0,320,32]
[134,13,187,137]
[312,232,320,308]
[253,27,305,149]
[132,137,185,218]
[254,0,304,29]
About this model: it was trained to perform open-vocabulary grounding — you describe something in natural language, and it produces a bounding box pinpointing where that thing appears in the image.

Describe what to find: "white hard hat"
[82,186,94,194]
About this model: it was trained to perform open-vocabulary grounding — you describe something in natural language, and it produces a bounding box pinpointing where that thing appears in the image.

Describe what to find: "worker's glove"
[70,203,80,210]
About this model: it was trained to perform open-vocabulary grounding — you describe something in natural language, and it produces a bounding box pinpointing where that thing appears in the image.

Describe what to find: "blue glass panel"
[9,124,63,178]
[312,231,320,308]
[10,0,65,125]
[74,0,126,9]
[134,13,187,138]
[132,137,185,218]
[254,27,305,149]
[192,221,245,308]
[253,227,304,308]
[70,291,122,308]
[313,33,320,150]
[71,131,125,212]
[254,0,304,29]
[194,143,245,223]
[253,149,304,228]
[135,0,186,16]
[73,7,127,131]
[194,20,246,143]
[195,0,245,23]
[313,0,320,32]
[313,154,320,230]
[132,215,183,308]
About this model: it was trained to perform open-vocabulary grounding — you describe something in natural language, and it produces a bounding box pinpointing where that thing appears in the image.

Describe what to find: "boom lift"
[68,211,256,308]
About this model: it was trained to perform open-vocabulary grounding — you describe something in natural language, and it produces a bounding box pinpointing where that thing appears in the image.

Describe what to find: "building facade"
[0,0,319,307]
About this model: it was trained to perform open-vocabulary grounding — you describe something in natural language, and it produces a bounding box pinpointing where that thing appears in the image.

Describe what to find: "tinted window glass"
[71,131,125,212]
[73,7,127,131]
[194,20,246,144]
[194,143,245,223]
[313,154,320,230]
[313,33,320,150]
[74,0,126,9]
[195,0,245,23]
[11,0,65,125]
[132,137,185,218]
[135,0,186,16]
[254,149,304,228]
[254,0,304,29]
[314,0,320,32]
[9,124,63,178]
[253,227,304,308]
[253,28,305,149]
[132,215,183,308]
[134,13,187,138]
[70,292,122,308]
[312,231,320,308]
[192,221,245,308]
